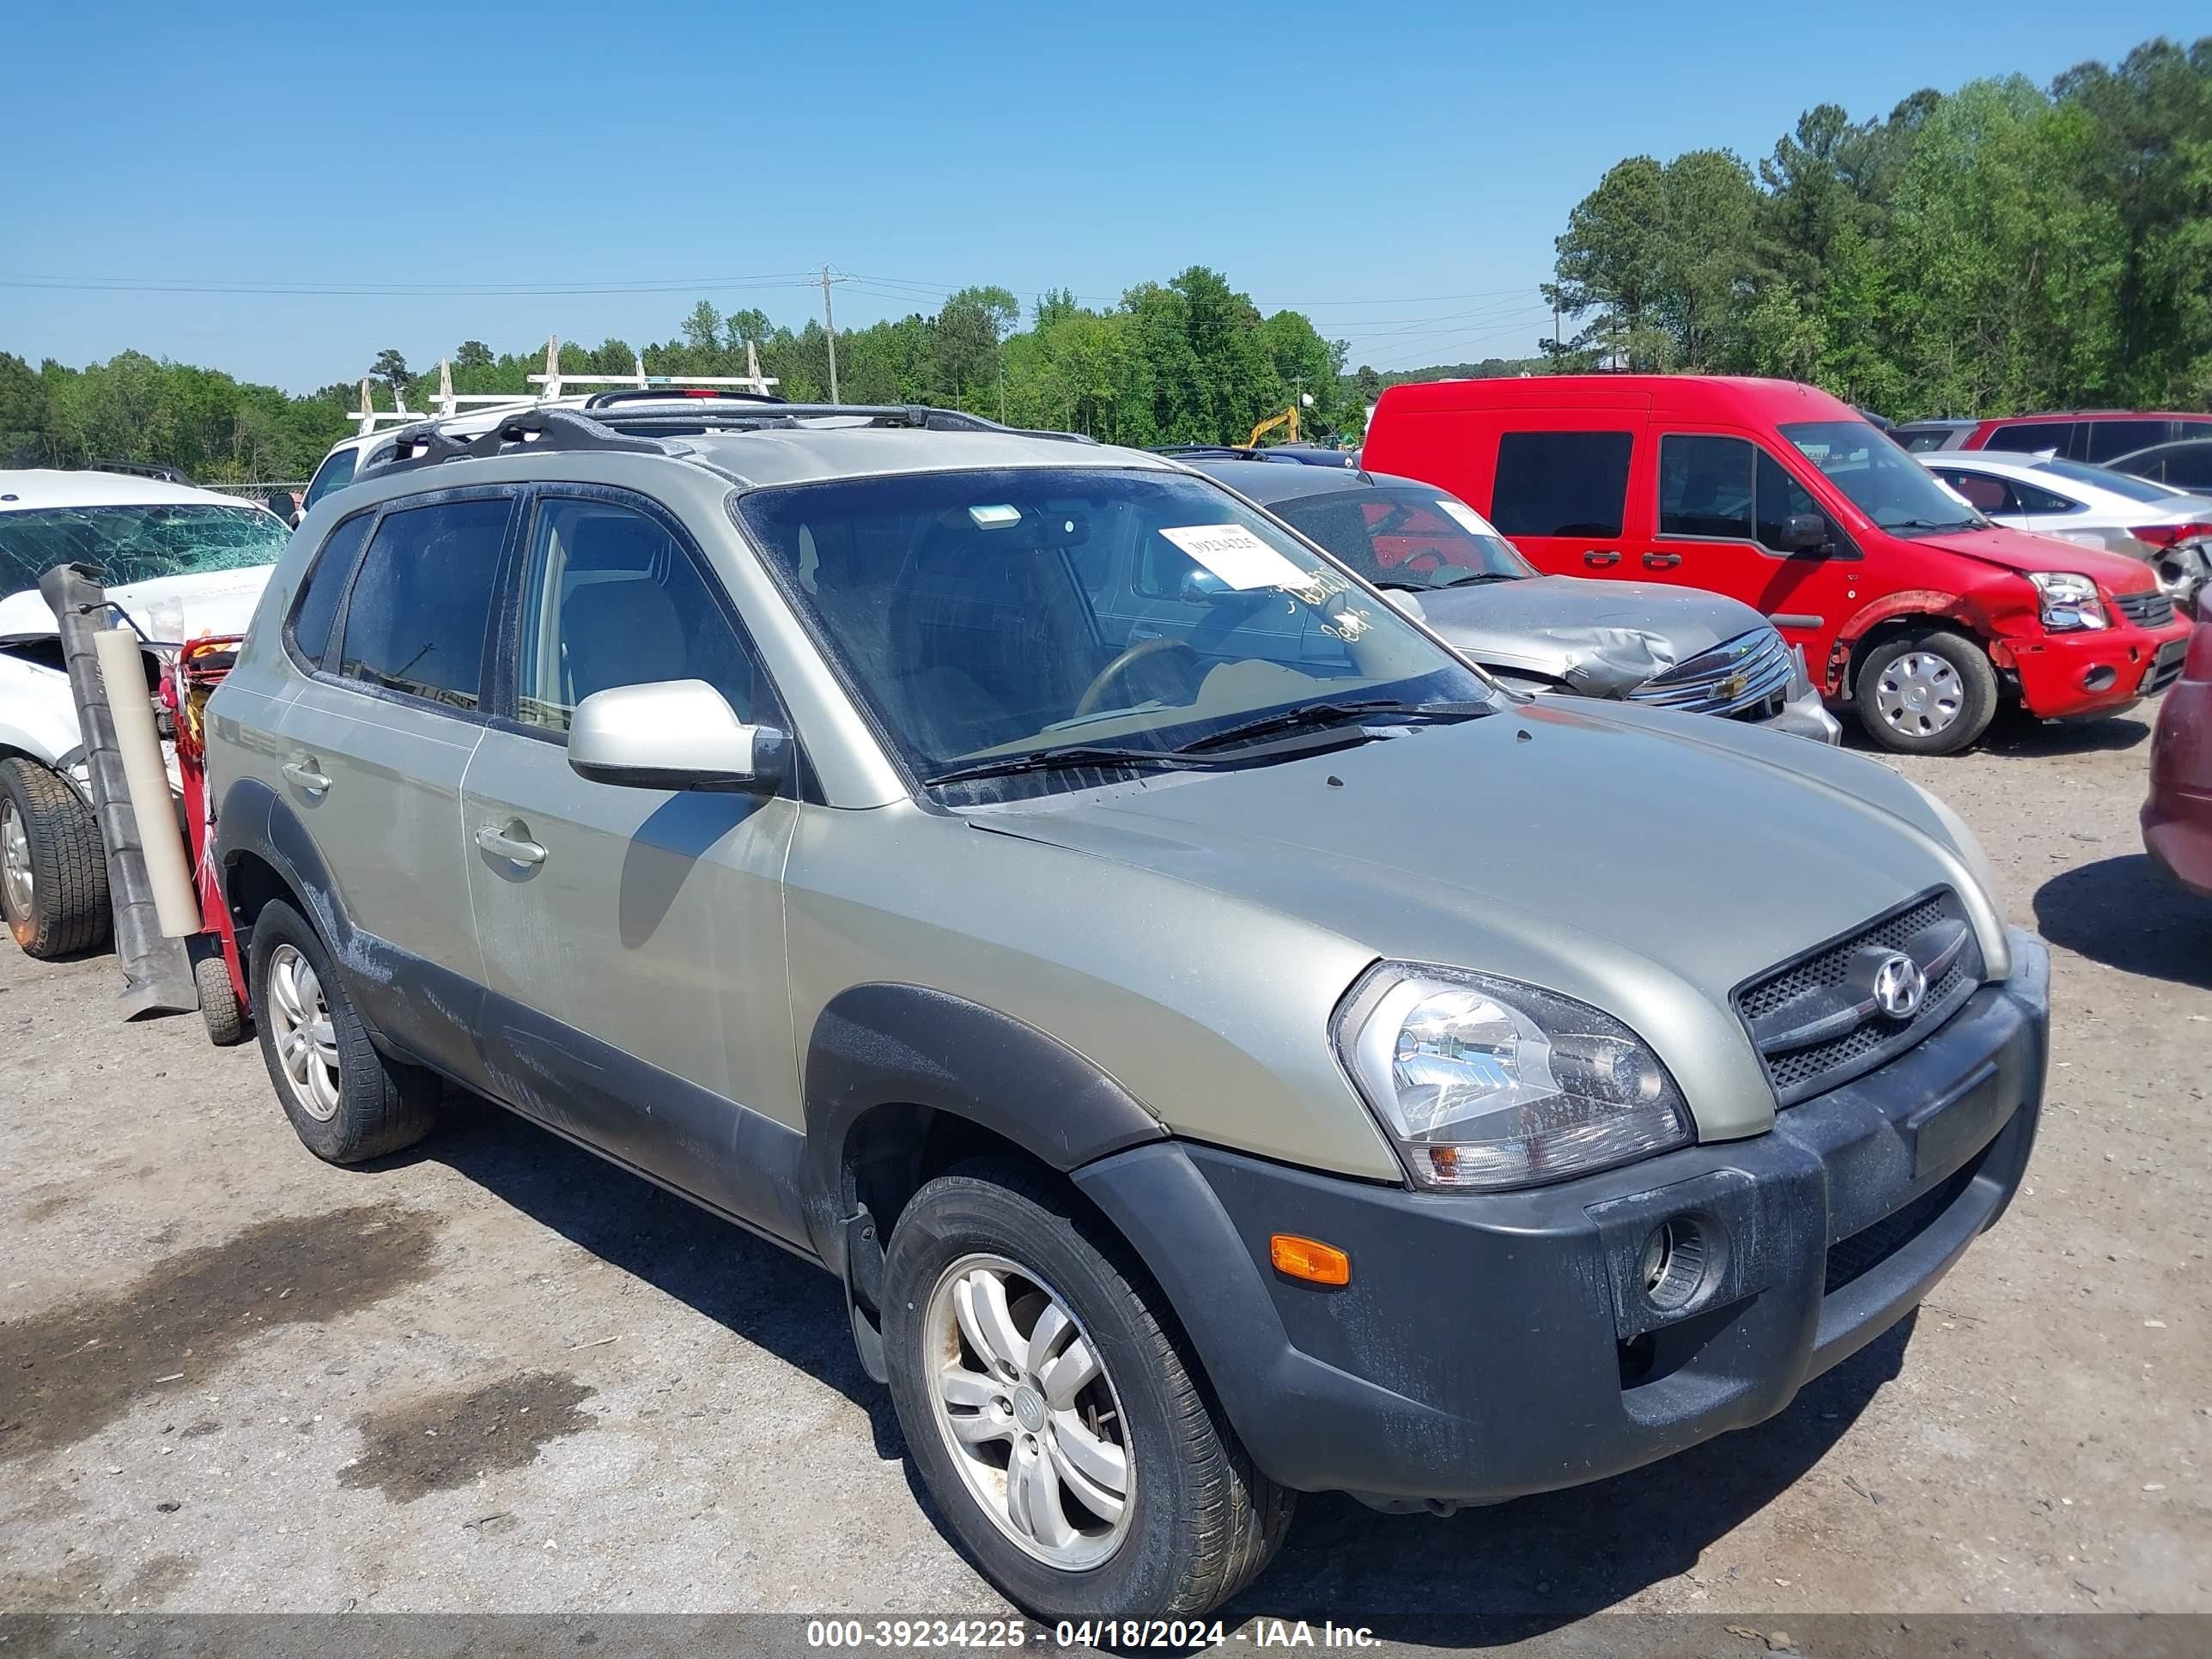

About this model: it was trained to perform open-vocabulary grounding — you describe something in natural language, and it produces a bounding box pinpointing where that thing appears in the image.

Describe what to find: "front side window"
[0,502,290,597]
[1932,469,2016,515]
[288,512,374,665]
[1491,431,1632,538]
[1270,486,1534,588]
[738,466,1492,788]
[1656,435,1753,540]
[514,497,766,734]
[2086,420,2169,464]
[336,496,509,709]
[1780,421,1984,536]
[302,448,359,510]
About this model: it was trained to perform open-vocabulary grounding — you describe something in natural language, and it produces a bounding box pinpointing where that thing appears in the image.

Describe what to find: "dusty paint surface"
[0,706,2203,1622]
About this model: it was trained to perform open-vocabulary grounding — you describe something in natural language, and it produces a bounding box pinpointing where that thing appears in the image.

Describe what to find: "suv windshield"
[1268,485,1534,589]
[1780,421,1986,535]
[738,466,1494,790]
[0,502,290,596]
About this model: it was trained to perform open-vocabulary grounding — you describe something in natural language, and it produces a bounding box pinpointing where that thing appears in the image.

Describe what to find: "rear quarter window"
[287,512,374,665]
[1491,430,1633,538]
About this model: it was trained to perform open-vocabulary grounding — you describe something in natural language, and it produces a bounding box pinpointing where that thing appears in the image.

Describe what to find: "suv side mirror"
[1781,512,1833,555]
[568,679,791,795]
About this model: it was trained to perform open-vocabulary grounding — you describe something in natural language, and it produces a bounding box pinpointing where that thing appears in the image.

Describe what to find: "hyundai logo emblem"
[1870,952,1927,1020]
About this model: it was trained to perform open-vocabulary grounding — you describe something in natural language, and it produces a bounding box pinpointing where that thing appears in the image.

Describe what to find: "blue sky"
[3,1,2200,392]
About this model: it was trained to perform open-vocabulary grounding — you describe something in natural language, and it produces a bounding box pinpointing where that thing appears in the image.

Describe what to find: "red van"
[1363,375,2194,753]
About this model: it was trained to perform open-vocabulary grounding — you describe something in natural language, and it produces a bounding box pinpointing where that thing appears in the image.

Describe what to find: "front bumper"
[1075,930,2048,1504]
[1758,678,1843,744]
[2004,617,2192,720]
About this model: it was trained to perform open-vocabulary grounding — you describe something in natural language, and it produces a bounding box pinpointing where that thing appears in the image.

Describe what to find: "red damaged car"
[1364,376,2195,754]
[2144,619,2212,899]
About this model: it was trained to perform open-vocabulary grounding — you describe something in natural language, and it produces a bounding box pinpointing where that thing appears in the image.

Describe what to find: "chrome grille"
[1629,628,1795,720]
[2112,589,2175,629]
[1735,889,1984,1107]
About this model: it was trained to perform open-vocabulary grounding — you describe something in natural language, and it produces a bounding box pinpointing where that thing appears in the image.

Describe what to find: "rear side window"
[1934,469,2014,514]
[336,497,510,709]
[1491,431,1632,538]
[288,512,373,665]
[1984,422,2075,457]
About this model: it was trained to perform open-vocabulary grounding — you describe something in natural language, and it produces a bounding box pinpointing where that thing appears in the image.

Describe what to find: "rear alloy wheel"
[1854,630,1997,755]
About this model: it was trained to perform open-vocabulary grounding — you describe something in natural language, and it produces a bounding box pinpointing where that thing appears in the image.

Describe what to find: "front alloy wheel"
[926,1253,1133,1570]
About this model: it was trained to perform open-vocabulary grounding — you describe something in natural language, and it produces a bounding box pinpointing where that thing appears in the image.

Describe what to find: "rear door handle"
[1583,550,1620,568]
[281,759,331,793]
[1643,552,1682,569]
[476,823,547,866]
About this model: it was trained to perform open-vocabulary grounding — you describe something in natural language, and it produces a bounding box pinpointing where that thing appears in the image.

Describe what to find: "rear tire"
[882,1158,1293,1620]
[1853,629,1998,755]
[0,757,111,959]
[248,898,438,1162]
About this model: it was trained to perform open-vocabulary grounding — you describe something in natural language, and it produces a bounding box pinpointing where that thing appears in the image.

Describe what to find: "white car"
[1919,451,2211,614]
[0,469,291,957]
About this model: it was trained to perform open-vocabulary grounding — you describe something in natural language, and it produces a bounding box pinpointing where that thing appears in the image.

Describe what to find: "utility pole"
[818,264,848,403]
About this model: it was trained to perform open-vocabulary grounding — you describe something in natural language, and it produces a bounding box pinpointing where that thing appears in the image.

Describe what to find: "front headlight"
[1336,966,1692,1191]
[2027,571,2107,631]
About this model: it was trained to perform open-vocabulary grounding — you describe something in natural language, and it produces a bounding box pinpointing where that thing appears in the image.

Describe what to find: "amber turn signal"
[1268,1233,1351,1285]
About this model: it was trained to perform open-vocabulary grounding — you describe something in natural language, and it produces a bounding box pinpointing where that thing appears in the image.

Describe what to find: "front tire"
[882,1158,1291,1620]
[0,757,111,959]
[1853,629,1998,755]
[248,899,438,1162]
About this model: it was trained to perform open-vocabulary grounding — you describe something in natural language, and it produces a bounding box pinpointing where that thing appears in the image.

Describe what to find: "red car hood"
[1915,523,2155,593]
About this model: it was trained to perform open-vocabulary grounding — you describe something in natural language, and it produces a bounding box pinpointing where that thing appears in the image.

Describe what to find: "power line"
[0,273,824,297]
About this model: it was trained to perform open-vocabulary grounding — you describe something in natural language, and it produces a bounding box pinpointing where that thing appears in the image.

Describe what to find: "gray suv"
[206,402,2048,1620]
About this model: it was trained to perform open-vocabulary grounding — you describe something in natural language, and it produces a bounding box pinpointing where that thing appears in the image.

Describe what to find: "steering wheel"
[1074,637,1202,720]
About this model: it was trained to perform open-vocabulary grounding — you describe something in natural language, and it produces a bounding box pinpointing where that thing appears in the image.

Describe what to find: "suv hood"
[975,697,2008,1141]
[1914,523,2155,592]
[0,565,275,646]
[1413,574,1767,696]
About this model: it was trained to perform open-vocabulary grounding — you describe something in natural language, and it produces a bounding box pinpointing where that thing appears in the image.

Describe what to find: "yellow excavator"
[1246,404,1302,447]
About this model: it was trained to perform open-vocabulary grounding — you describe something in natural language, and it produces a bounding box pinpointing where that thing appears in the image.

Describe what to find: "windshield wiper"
[1886,517,1985,533]
[923,744,1217,787]
[1435,571,1518,588]
[1172,698,1489,756]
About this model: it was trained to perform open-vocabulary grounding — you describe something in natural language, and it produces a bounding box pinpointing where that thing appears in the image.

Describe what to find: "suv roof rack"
[582,386,788,410]
[360,404,1098,483]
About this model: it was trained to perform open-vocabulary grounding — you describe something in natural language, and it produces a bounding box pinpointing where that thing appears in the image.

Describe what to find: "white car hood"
[0,565,274,646]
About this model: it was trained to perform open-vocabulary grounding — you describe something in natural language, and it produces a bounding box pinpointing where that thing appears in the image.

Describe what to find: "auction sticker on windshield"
[1433,498,1494,537]
[1159,523,1310,591]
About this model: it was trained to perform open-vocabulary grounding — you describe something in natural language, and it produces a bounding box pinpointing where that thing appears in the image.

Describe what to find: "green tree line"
[0,265,1354,482]
[1540,35,2212,417]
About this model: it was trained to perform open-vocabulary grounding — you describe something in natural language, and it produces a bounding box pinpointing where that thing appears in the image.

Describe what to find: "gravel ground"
[1,706,2206,1638]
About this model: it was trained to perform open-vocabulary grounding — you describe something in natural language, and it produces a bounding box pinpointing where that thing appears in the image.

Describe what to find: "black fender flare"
[798,981,1165,1273]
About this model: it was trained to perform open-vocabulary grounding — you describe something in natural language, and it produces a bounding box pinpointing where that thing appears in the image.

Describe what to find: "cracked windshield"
[738,466,1494,790]
[0,502,291,596]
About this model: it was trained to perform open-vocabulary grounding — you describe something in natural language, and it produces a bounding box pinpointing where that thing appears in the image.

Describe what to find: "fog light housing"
[1639,1216,1711,1312]
[2081,665,2117,693]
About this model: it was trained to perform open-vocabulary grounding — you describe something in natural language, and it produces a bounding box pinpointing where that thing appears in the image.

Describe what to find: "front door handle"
[1583,550,1620,568]
[281,759,331,793]
[1643,551,1682,569]
[476,823,547,866]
